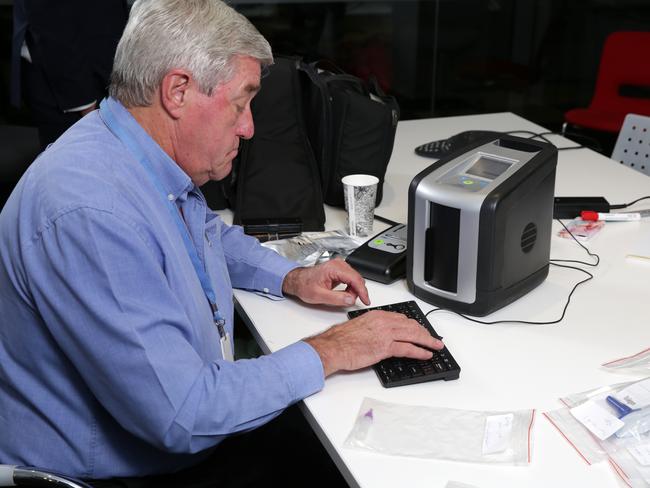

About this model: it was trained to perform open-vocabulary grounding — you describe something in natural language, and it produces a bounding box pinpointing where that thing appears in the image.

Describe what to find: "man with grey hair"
[0,0,442,485]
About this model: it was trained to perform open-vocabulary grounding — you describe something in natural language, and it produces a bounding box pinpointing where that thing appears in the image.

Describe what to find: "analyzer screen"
[466,157,511,180]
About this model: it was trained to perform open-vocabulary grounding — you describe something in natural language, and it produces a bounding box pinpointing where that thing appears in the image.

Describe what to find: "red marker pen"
[581,211,641,222]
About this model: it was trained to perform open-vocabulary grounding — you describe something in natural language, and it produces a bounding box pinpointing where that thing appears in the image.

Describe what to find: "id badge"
[220,332,234,361]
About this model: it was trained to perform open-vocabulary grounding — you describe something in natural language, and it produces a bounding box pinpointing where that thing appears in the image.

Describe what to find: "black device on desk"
[408,134,558,316]
[348,301,460,388]
[415,130,502,159]
[241,217,302,242]
[346,223,408,284]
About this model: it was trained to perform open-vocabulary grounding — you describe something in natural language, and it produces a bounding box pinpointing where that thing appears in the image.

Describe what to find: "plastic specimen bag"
[344,397,535,465]
[544,377,650,487]
[602,348,650,376]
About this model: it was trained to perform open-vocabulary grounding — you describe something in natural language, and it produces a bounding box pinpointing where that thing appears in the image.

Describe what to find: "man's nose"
[237,106,254,140]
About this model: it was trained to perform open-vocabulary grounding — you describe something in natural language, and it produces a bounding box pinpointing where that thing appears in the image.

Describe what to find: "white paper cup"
[342,174,379,237]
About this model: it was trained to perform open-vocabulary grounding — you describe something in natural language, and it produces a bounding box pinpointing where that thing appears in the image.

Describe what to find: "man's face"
[178,56,261,186]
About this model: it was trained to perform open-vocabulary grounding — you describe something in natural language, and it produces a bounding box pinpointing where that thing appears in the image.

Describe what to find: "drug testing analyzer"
[407,135,558,316]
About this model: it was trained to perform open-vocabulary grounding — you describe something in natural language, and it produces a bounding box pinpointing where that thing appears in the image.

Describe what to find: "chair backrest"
[611,113,650,176]
[590,32,650,117]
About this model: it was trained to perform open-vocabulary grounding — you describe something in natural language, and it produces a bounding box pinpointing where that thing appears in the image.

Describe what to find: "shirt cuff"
[272,341,324,400]
[252,255,301,298]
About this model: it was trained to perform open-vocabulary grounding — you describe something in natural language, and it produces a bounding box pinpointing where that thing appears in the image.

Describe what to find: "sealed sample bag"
[345,397,535,465]
[544,377,650,487]
[203,56,400,231]
[602,347,650,376]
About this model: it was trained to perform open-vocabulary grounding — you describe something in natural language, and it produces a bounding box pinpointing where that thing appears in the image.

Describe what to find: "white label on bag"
[628,443,650,466]
[482,413,514,454]
[612,378,650,410]
[570,400,625,440]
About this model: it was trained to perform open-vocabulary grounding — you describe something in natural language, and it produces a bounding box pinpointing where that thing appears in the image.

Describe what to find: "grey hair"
[109,0,273,107]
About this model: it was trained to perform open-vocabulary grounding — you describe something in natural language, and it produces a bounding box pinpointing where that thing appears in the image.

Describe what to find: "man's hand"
[282,259,370,307]
[305,311,444,377]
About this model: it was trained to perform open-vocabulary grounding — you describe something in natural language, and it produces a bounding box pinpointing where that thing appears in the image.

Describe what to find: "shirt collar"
[101,97,194,203]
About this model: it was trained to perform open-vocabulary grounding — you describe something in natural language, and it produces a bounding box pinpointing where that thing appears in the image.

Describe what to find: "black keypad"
[348,301,461,388]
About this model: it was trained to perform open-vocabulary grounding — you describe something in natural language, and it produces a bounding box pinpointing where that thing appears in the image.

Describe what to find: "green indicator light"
[463,179,474,185]
[374,239,384,245]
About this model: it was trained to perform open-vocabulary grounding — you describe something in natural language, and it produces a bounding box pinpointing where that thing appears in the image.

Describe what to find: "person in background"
[10,0,129,149]
[0,0,442,486]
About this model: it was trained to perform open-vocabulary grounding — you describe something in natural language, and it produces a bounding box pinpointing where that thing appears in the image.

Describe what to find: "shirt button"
[263,288,269,294]
[167,194,174,201]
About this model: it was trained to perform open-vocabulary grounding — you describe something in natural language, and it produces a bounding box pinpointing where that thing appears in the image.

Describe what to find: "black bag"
[299,60,400,208]
[203,57,326,231]
[202,56,399,230]
[233,58,326,231]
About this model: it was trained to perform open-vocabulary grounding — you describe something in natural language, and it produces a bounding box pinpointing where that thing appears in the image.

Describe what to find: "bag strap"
[297,59,333,188]
[368,75,386,97]
[311,59,345,75]
[305,60,368,94]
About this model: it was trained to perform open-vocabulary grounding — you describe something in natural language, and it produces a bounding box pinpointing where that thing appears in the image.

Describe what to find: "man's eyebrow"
[245,83,261,94]
[232,83,261,102]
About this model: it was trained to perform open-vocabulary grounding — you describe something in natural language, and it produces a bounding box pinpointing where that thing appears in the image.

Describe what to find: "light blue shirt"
[0,97,324,479]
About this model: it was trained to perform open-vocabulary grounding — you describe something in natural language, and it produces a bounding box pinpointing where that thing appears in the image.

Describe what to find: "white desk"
[231,113,650,488]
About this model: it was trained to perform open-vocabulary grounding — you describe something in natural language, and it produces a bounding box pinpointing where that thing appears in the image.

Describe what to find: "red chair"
[563,31,650,134]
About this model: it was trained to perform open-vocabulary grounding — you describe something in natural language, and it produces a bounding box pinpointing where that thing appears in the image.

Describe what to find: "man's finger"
[318,289,358,306]
[389,342,435,361]
[382,319,443,347]
[338,273,369,305]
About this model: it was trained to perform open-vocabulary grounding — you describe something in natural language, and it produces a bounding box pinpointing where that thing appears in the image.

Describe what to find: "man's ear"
[160,69,191,119]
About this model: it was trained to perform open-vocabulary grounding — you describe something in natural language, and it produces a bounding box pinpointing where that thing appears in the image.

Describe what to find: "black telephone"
[414,130,502,159]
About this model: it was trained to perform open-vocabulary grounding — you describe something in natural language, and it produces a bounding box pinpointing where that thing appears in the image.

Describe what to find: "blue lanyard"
[98,99,227,336]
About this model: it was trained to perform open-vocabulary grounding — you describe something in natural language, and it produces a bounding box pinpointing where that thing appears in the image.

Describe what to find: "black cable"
[556,145,587,151]
[503,130,553,145]
[496,130,586,151]
[610,195,650,209]
[553,219,600,267]
[373,214,399,227]
[425,263,593,325]
[423,219,599,326]
[535,130,604,153]
[520,130,586,151]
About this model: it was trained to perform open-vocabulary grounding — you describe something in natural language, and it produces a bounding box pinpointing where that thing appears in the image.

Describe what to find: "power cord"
[551,219,600,267]
[506,130,589,151]
[424,219,599,326]
[373,214,399,227]
[531,130,604,153]
[503,130,553,145]
[610,195,650,210]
